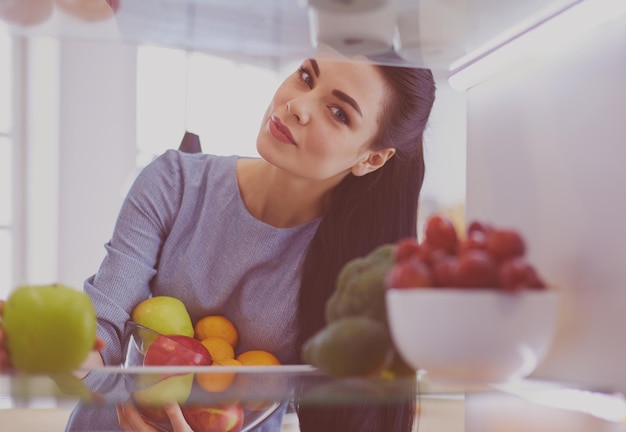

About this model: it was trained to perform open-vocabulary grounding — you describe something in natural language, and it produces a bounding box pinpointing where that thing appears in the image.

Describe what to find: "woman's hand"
[0,301,12,371]
[117,401,195,432]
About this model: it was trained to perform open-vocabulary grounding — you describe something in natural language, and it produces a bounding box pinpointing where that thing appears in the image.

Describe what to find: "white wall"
[56,39,137,290]
[421,79,467,220]
[466,13,626,391]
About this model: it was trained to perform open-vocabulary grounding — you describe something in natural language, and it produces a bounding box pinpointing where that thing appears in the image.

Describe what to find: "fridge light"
[494,381,626,423]
[448,0,626,91]
[525,388,626,423]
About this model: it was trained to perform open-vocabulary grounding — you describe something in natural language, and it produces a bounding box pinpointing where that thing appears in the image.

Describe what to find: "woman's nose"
[286,99,310,125]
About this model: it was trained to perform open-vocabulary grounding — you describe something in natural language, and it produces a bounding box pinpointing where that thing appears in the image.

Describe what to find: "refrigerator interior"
[466,10,626,392]
[2,0,626,397]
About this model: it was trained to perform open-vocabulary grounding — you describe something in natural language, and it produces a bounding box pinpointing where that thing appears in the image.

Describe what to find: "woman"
[294,52,435,432]
[0,49,435,431]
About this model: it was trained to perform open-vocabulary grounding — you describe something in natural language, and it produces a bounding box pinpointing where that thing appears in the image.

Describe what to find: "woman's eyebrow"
[309,59,320,77]
[332,89,362,117]
[310,58,362,117]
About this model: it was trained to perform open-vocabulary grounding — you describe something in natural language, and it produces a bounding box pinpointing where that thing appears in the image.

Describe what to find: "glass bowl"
[122,321,283,432]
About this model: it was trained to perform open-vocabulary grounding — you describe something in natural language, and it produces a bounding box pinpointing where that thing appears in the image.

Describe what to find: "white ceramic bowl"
[386,288,559,383]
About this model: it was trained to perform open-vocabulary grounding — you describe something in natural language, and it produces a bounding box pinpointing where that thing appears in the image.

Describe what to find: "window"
[0,22,13,299]
[136,46,286,167]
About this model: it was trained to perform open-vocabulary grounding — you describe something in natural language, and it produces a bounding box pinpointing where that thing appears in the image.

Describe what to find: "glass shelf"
[2,365,424,408]
[0,365,609,407]
[2,366,625,431]
[1,0,581,74]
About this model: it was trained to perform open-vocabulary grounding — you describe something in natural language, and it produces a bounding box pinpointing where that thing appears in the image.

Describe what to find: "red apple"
[133,335,207,426]
[136,335,208,424]
[168,335,214,362]
[144,334,213,369]
[182,403,245,432]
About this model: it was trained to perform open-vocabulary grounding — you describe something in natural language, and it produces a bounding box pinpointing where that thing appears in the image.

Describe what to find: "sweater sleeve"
[84,149,184,365]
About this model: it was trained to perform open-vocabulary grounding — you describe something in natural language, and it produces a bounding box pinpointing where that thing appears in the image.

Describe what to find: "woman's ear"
[351,148,396,177]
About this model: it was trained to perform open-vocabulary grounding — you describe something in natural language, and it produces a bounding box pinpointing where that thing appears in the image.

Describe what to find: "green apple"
[2,283,97,373]
[133,373,194,423]
[131,296,194,338]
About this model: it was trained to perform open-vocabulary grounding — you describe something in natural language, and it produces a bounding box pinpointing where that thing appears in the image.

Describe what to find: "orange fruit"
[194,315,239,348]
[196,359,242,393]
[217,358,242,366]
[200,337,235,362]
[236,350,281,366]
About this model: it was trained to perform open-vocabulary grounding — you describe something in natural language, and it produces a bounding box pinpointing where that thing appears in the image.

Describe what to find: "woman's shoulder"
[158,148,236,166]
[149,149,238,179]
[128,150,238,199]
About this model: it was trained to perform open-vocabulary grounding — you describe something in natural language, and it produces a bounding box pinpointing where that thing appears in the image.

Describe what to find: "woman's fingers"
[116,403,132,431]
[117,402,195,432]
[93,337,105,352]
[0,348,11,370]
[1,300,6,346]
[0,301,12,371]
[163,402,194,432]
[117,402,159,432]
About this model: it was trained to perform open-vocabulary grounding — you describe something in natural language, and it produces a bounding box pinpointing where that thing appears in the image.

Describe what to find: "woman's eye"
[298,66,314,88]
[330,106,349,125]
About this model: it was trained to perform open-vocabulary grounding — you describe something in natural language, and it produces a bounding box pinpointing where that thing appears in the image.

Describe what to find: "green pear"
[2,283,97,373]
[131,296,194,338]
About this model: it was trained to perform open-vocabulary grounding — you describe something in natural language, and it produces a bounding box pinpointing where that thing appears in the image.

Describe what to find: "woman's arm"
[85,150,185,366]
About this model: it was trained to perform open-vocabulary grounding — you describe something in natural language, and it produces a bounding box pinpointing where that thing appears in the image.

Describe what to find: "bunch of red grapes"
[386,215,547,292]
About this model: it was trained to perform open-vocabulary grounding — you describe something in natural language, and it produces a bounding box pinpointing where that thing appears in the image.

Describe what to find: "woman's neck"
[236,158,335,228]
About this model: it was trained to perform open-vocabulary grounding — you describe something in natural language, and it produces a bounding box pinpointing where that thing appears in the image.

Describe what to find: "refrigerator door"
[465,10,626,392]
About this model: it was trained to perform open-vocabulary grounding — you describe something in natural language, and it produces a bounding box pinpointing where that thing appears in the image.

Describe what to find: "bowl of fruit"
[122,309,284,432]
[385,216,560,384]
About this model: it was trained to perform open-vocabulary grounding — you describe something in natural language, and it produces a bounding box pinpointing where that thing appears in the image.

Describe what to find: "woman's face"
[256,55,390,183]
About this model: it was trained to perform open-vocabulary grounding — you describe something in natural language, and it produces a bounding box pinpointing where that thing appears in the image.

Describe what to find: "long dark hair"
[296,63,436,432]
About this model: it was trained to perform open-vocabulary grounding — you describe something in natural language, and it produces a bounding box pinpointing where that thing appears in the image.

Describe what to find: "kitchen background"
[0,22,466,299]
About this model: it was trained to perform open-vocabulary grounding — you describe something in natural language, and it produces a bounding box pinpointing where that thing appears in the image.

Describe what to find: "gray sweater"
[89,149,319,366]
[68,149,319,431]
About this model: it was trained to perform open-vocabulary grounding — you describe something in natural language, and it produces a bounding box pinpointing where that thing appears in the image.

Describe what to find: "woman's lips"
[269,116,296,145]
